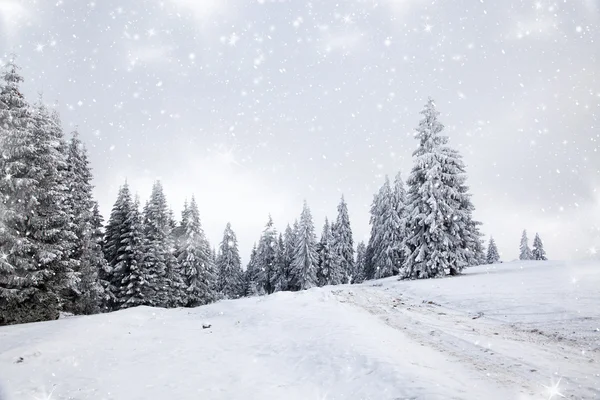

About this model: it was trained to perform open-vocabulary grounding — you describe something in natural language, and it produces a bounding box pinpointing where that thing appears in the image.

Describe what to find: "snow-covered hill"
[0,260,598,400]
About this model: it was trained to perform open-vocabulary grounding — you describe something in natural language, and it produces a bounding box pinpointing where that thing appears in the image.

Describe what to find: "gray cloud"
[1,0,598,262]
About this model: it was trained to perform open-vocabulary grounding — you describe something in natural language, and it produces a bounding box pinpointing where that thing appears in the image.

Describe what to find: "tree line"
[0,59,546,326]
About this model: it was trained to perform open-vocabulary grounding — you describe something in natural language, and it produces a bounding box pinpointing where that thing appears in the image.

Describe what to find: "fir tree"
[0,61,69,324]
[255,216,278,294]
[519,230,533,260]
[115,196,147,309]
[280,224,296,291]
[486,237,500,264]
[63,132,104,314]
[317,218,340,287]
[291,201,318,290]
[272,233,288,292]
[402,98,483,279]
[141,181,174,307]
[532,233,547,261]
[217,222,243,298]
[332,196,354,284]
[354,241,367,284]
[176,196,215,306]
[365,181,387,280]
[244,244,263,296]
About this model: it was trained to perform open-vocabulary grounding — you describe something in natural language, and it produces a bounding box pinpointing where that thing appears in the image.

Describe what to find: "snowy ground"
[0,261,598,400]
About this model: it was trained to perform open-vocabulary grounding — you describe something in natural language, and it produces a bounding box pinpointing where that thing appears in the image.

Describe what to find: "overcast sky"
[1,0,599,263]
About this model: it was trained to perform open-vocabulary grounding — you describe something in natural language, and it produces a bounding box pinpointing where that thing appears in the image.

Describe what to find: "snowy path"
[0,261,598,400]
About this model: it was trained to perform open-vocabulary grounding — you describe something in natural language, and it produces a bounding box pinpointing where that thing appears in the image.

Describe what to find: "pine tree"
[280,224,296,291]
[217,222,243,298]
[176,196,216,306]
[115,196,147,309]
[272,233,288,292]
[486,237,500,264]
[365,181,387,280]
[244,244,263,296]
[402,98,483,279]
[519,230,533,260]
[63,132,104,314]
[332,196,354,284]
[291,201,318,290]
[532,233,547,261]
[354,241,367,284]
[0,61,69,324]
[390,173,408,274]
[255,216,278,294]
[317,218,340,287]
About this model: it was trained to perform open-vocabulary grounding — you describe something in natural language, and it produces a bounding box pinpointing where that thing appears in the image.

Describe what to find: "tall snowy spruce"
[316,218,341,287]
[354,241,367,284]
[103,184,144,309]
[532,233,547,261]
[332,196,354,284]
[365,175,405,280]
[63,132,104,314]
[216,222,243,298]
[141,181,179,307]
[244,244,264,296]
[291,201,318,290]
[0,61,71,324]
[255,216,278,294]
[273,233,288,292]
[365,179,388,280]
[519,230,533,260]
[176,196,216,307]
[486,237,500,264]
[402,98,483,279]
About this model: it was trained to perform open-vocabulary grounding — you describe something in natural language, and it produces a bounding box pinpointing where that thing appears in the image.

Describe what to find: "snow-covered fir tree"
[115,196,147,309]
[279,224,296,291]
[365,180,387,280]
[141,181,179,307]
[272,233,287,292]
[317,218,341,287]
[532,233,547,261]
[217,222,243,298]
[244,244,263,296]
[255,215,278,294]
[366,176,403,280]
[291,201,318,290]
[519,230,533,261]
[402,98,483,279]
[0,61,71,324]
[176,196,216,306]
[332,196,354,284]
[486,237,500,264]
[63,132,104,314]
[354,241,367,284]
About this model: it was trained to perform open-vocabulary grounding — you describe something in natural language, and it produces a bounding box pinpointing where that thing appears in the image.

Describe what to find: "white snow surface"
[0,260,598,399]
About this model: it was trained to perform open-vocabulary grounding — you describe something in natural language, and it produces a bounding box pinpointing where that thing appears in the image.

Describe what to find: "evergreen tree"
[176,196,215,306]
[255,216,278,294]
[63,132,104,314]
[332,196,354,284]
[317,218,340,287]
[217,222,243,298]
[244,244,263,296]
[291,201,318,290]
[141,181,175,307]
[486,237,500,264]
[272,233,288,292]
[354,241,367,284]
[365,181,387,280]
[390,173,408,275]
[280,224,296,291]
[0,61,70,324]
[115,196,147,309]
[402,98,483,279]
[519,230,533,260]
[532,233,547,261]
